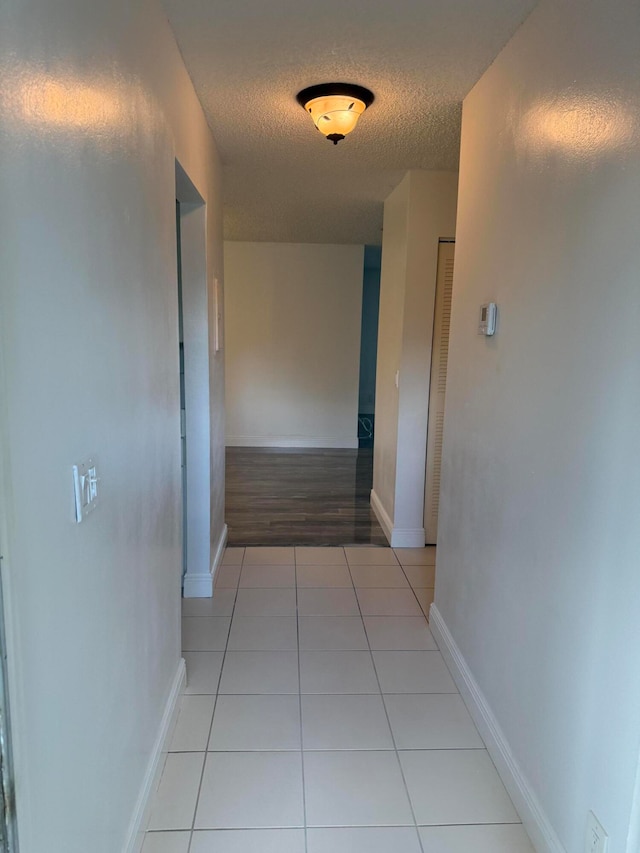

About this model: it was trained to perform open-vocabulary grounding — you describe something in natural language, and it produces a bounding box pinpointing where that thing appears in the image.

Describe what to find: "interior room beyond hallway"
[225,448,387,547]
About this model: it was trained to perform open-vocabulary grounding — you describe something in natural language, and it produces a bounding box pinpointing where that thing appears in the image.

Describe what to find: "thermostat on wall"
[478,302,497,336]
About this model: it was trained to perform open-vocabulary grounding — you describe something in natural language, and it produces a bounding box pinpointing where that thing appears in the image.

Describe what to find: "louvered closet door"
[424,241,455,544]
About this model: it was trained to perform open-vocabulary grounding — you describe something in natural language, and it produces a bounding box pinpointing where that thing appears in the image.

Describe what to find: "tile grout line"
[346,550,431,622]
[184,548,243,853]
[397,559,433,622]
[355,561,427,853]
[179,687,456,695]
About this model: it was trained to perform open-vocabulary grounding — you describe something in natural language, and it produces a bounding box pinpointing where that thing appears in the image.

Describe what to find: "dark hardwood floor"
[225,447,388,546]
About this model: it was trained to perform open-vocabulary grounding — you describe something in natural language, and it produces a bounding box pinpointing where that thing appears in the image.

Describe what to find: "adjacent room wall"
[224,242,364,448]
[0,1,223,851]
[434,0,640,851]
[372,170,458,546]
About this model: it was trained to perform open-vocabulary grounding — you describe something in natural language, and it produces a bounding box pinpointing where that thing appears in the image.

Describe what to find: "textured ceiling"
[163,0,537,244]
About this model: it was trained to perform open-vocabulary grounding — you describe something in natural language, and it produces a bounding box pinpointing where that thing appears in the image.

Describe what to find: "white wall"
[372,171,458,546]
[373,178,409,518]
[224,242,364,448]
[0,1,224,851]
[435,0,640,851]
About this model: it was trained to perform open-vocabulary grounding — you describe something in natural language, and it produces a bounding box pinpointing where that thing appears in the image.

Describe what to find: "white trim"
[370,490,425,548]
[429,605,566,853]
[390,527,426,548]
[211,522,228,587]
[183,524,227,598]
[123,658,186,853]
[226,436,359,449]
[182,572,213,598]
[370,489,392,544]
[182,573,213,598]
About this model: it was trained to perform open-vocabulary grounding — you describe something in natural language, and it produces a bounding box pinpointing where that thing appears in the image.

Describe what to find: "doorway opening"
[357,246,381,449]
[175,202,188,578]
[174,162,213,598]
[224,243,385,547]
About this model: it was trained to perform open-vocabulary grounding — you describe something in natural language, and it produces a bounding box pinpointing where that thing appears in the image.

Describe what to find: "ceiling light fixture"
[296,83,375,145]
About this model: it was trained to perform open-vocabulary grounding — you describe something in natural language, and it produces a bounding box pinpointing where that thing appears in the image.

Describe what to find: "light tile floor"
[143,546,535,853]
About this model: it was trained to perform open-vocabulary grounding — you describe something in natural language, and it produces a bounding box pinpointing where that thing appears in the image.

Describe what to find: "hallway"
[143,546,534,852]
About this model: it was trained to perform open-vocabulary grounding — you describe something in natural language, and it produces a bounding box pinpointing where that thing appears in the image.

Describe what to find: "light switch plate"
[586,810,608,853]
[73,457,98,523]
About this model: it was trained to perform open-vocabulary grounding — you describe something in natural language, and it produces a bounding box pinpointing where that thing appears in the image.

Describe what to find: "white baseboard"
[211,522,228,587]
[226,436,359,449]
[370,489,392,544]
[183,572,212,598]
[370,491,425,548]
[123,658,186,853]
[390,527,426,548]
[429,605,565,853]
[183,524,227,598]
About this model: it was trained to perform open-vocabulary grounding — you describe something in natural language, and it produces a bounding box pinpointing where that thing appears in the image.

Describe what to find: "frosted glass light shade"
[304,94,366,139]
[296,83,374,145]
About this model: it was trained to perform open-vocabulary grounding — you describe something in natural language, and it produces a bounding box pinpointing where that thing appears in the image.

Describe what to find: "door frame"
[0,573,18,852]
[0,324,19,851]
[174,161,213,598]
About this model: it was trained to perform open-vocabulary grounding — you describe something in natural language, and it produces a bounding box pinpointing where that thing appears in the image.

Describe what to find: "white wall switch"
[586,810,609,853]
[72,457,99,523]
